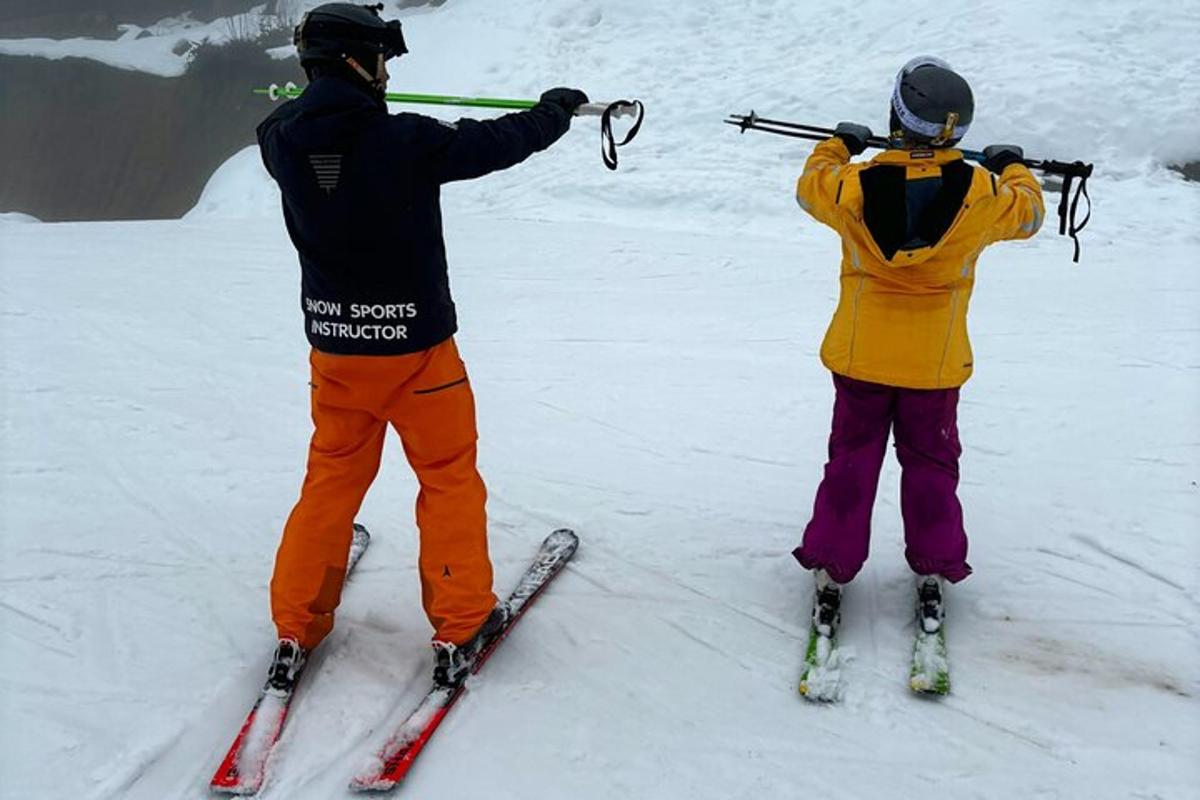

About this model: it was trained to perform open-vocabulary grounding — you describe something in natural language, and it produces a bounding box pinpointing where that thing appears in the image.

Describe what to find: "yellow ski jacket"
[797,138,1045,389]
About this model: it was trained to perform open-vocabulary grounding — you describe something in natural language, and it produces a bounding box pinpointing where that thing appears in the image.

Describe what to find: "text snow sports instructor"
[790,57,1045,645]
[256,3,589,691]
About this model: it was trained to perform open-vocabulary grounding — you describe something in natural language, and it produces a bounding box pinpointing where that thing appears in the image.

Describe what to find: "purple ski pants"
[793,373,972,584]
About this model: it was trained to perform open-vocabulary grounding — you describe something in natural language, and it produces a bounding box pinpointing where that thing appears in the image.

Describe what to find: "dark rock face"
[1168,162,1200,183]
[0,1,450,38]
[0,2,456,220]
[0,43,302,220]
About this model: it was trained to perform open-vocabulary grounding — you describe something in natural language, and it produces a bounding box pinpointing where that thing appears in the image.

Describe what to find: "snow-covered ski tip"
[350,529,578,793]
[798,627,844,702]
[909,627,951,695]
[209,524,371,795]
[909,577,951,695]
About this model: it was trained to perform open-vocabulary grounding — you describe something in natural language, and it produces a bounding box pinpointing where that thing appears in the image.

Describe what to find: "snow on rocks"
[0,8,279,77]
[184,145,280,220]
[0,211,42,224]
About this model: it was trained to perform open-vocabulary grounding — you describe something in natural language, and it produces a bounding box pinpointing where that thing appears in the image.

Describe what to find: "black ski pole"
[726,112,890,149]
[727,110,1094,262]
[725,118,872,153]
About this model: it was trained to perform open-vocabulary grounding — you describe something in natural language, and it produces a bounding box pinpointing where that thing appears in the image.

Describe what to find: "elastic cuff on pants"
[432,597,500,646]
[792,545,864,585]
[910,558,973,583]
[276,626,320,652]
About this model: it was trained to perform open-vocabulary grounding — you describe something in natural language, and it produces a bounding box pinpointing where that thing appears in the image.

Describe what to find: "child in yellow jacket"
[792,57,1045,637]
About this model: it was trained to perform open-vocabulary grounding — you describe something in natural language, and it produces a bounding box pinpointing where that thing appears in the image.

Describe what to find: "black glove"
[981,144,1025,175]
[539,87,590,117]
[833,122,872,156]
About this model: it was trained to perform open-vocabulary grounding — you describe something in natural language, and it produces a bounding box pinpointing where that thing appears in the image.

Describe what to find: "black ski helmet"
[889,56,974,147]
[293,3,408,70]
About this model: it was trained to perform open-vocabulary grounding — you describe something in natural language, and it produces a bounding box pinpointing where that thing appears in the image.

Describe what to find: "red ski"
[349,529,578,792]
[210,524,371,795]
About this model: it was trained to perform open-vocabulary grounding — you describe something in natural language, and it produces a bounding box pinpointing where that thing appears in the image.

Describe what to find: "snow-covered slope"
[184,145,279,219]
[178,0,1200,241]
[2,1,1198,799]
[370,0,1200,236]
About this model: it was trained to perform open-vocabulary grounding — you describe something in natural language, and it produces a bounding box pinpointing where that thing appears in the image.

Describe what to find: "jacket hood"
[858,148,974,268]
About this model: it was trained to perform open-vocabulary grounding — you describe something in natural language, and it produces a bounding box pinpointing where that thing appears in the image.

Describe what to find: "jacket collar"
[870,148,965,167]
[301,75,386,112]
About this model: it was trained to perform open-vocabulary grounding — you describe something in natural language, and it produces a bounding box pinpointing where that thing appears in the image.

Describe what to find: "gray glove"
[833,122,873,156]
[981,144,1025,174]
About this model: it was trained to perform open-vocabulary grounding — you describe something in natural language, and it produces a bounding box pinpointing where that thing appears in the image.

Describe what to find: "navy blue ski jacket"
[257,75,572,355]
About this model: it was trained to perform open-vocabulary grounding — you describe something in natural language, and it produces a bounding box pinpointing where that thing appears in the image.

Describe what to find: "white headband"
[891,55,970,141]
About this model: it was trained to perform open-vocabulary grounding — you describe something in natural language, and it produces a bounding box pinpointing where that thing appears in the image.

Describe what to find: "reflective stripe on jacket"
[797,138,1045,389]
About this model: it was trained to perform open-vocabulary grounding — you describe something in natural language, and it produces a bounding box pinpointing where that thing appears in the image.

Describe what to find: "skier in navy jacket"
[256,3,588,692]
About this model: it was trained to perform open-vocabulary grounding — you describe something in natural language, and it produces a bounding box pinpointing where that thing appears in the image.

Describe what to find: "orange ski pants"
[270,338,496,651]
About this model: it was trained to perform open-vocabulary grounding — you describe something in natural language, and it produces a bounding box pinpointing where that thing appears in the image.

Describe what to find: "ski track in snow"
[3,1,1200,798]
[1070,533,1191,596]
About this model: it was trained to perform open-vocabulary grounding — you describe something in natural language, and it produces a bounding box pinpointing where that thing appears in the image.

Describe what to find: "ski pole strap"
[1034,160,1093,263]
[593,100,645,171]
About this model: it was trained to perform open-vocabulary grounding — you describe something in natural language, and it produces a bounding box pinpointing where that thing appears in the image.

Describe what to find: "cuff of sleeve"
[534,100,571,123]
[998,160,1034,179]
[820,136,852,162]
[989,154,1028,176]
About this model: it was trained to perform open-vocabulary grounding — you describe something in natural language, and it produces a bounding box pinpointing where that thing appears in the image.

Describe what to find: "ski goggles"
[375,19,408,60]
[891,55,970,143]
[295,12,409,61]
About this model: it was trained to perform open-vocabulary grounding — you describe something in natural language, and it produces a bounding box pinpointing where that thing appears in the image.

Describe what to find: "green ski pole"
[255,82,538,110]
[255,82,644,169]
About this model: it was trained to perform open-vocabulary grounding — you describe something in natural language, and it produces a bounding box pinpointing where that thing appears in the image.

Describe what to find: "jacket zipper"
[935,289,961,386]
[846,244,865,373]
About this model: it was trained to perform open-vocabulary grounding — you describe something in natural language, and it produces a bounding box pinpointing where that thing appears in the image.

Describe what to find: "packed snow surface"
[2,1,1199,799]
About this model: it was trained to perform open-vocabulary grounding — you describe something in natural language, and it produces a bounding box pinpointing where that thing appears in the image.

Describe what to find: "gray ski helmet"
[294,3,408,69]
[889,56,974,147]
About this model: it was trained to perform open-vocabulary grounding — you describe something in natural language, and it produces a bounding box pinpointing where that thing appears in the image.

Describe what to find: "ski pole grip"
[576,102,638,118]
[1037,159,1094,179]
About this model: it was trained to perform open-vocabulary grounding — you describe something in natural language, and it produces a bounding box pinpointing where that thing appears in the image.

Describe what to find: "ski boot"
[432,602,512,688]
[265,637,307,696]
[916,575,945,634]
[812,569,842,637]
